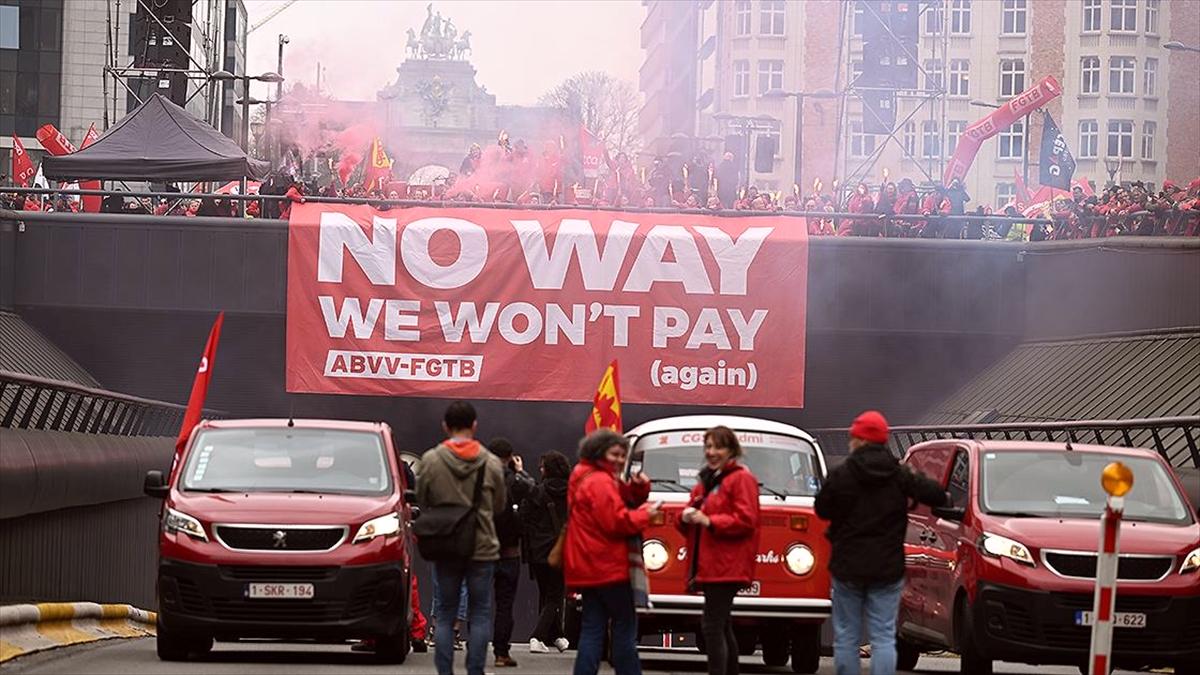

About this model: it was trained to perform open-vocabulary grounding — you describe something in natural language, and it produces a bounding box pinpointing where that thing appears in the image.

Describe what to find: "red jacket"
[564,460,651,589]
[678,462,760,585]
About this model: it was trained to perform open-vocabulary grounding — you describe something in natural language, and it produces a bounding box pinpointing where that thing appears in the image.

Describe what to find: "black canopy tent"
[42,94,269,182]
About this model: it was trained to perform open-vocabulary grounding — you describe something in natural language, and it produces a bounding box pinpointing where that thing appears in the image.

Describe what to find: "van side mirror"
[404,489,417,505]
[932,505,966,522]
[144,470,169,499]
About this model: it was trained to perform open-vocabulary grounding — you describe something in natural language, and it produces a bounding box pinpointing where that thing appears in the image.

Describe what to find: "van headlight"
[1182,547,1200,574]
[164,508,207,541]
[643,540,670,571]
[784,544,816,576]
[979,532,1035,566]
[353,513,401,543]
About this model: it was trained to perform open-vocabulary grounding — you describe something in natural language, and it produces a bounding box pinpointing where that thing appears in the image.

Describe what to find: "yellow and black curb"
[0,603,156,662]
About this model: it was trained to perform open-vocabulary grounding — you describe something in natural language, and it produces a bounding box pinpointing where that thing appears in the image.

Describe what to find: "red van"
[618,415,832,673]
[897,440,1200,674]
[143,419,415,662]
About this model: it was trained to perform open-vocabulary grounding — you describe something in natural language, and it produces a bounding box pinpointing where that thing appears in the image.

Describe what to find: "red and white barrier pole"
[1088,462,1133,675]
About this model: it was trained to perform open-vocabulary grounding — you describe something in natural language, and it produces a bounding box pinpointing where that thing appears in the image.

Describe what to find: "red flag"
[584,360,622,434]
[578,125,605,179]
[80,123,102,213]
[364,137,393,192]
[175,312,225,456]
[1013,169,1031,208]
[11,136,36,187]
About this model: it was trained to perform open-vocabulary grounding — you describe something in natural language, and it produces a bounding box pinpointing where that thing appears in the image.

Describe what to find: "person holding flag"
[566,360,659,675]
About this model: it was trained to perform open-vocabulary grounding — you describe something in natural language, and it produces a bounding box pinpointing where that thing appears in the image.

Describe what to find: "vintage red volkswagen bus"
[622,415,831,673]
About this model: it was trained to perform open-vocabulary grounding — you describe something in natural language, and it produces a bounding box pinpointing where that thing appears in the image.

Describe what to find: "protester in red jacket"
[678,426,761,675]
[564,429,658,675]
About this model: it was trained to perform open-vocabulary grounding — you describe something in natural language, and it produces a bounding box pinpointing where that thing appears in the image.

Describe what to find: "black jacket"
[519,476,568,565]
[495,463,534,554]
[815,444,947,584]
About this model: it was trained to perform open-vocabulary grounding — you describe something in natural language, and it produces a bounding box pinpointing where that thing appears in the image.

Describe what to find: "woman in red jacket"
[679,426,761,675]
[564,429,659,675]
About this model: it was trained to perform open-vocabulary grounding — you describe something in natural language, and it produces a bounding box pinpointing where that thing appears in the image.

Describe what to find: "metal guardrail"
[0,370,221,436]
[812,416,1200,469]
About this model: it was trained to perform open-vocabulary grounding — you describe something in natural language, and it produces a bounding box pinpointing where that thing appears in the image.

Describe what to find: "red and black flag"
[1038,111,1076,191]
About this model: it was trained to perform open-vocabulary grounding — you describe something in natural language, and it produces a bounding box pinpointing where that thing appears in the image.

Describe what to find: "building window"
[733,60,750,97]
[924,59,944,91]
[757,60,783,95]
[999,118,1024,159]
[922,120,941,159]
[1107,119,1134,158]
[925,1,944,35]
[1141,121,1155,160]
[1082,0,1102,32]
[0,6,18,49]
[849,121,876,158]
[760,0,785,36]
[1000,59,1025,97]
[950,0,972,34]
[1109,56,1135,94]
[1001,0,1027,35]
[949,60,970,97]
[902,121,916,156]
[764,126,782,158]
[1145,0,1159,34]
[947,120,966,155]
[1143,57,1157,97]
[853,3,865,36]
[1111,0,1137,32]
[1080,56,1101,95]
[995,183,1017,209]
[735,0,752,36]
[1079,119,1099,158]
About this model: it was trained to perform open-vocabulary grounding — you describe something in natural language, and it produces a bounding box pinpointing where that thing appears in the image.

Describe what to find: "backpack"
[412,464,486,561]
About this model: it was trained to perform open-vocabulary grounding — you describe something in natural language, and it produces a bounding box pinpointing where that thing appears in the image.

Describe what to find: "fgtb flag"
[364,137,393,192]
[584,360,622,434]
[175,312,225,456]
[1039,111,1076,191]
[11,135,36,186]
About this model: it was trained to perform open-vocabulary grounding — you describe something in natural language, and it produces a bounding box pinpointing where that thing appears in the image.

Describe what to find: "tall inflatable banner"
[943,76,1062,185]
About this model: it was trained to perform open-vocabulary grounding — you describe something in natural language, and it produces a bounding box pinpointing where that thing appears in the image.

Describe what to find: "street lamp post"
[210,70,285,215]
[766,89,840,198]
[970,98,1030,187]
[1163,41,1200,53]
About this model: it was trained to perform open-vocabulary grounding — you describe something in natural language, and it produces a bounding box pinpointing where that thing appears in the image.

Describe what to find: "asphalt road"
[4,638,1146,674]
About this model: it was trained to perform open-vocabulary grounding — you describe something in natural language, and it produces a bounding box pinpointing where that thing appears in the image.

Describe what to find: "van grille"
[214,526,346,552]
[1042,551,1172,581]
[219,566,338,582]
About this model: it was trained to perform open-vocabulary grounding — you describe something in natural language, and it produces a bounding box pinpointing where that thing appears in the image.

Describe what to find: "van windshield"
[630,430,823,496]
[182,428,391,496]
[981,451,1191,525]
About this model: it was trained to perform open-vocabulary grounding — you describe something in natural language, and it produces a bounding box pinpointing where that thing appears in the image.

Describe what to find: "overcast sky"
[245,0,646,104]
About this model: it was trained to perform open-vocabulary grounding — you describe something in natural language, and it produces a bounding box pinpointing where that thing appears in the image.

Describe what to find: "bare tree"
[539,71,641,158]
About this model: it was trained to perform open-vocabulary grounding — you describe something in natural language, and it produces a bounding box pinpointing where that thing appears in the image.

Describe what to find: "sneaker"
[528,638,550,654]
[552,638,569,652]
[494,655,518,667]
[454,633,465,651]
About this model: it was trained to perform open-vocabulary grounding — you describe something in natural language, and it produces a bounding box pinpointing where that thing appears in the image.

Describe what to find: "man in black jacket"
[815,410,947,675]
[488,438,534,668]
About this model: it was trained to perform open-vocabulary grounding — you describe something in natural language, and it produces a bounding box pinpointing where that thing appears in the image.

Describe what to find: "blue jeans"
[831,577,904,675]
[434,561,495,675]
[430,572,469,625]
[573,583,641,675]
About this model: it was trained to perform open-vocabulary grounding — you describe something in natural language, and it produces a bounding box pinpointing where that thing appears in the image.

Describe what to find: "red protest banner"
[286,204,808,407]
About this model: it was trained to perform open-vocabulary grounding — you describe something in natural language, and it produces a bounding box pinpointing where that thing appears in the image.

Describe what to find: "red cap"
[850,410,890,444]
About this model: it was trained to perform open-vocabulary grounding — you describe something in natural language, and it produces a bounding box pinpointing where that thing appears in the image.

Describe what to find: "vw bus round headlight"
[643,539,670,572]
[784,544,816,576]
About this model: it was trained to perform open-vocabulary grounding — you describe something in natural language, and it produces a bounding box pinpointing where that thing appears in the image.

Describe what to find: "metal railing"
[0,370,222,436]
[812,416,1200,469]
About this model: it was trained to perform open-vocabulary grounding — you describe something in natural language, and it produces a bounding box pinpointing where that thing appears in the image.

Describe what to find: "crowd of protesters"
[4,139,1198,239]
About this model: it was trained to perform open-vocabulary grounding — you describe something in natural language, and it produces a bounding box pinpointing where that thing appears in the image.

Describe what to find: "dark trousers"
[530,562,565,643]
[493,557,520,657]
[574,583,641,675]
[701,583,741,675]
